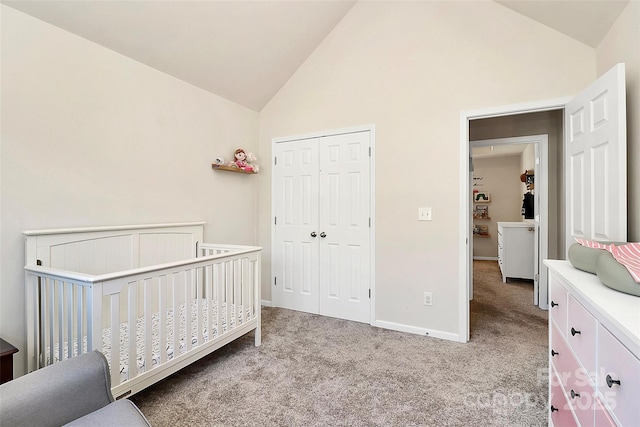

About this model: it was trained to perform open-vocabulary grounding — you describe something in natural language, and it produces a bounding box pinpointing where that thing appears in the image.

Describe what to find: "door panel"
[318,132,370,323]
[272,138,319,313]
[565,63,626,253]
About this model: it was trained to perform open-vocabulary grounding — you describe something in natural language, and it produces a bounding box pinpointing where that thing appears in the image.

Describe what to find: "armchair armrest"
[0,350,114,427]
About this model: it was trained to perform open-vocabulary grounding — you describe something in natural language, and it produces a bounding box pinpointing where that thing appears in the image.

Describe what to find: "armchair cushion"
[65,399,150,427]
[0,350,150,427]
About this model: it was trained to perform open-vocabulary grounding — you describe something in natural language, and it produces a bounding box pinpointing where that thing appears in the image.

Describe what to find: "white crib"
[23,222,261,399]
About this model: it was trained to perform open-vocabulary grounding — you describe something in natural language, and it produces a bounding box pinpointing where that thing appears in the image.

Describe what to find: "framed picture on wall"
[474,191,490,203]
[473,204,489,219]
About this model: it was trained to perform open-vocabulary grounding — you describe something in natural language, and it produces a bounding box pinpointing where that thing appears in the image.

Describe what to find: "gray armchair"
[0,350,150,426]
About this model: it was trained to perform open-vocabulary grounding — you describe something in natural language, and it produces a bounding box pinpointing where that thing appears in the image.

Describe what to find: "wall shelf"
[211,164,257,174]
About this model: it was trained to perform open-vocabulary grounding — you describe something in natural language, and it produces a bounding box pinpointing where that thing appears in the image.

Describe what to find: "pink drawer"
[594,397,617,427]
[549,276,568,334]
[550,371,578,427]
[550,322,578,387]
[597,324,640,427]
[567,295,597,375]
[565,367,595,427]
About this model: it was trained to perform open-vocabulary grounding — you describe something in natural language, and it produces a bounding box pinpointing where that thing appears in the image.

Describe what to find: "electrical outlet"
[423,292,433,306]
[418,207,432,221]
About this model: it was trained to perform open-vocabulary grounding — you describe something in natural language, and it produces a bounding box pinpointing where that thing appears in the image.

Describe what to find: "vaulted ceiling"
[2,0,629,111]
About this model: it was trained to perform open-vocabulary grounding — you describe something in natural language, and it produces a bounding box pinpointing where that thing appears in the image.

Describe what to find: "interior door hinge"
[534,273,539,282]
[368,289,371,299]
[274,277,277,286]
[368,147,371,157]
[274,216,277,225]
[369,218,371,227]
[274,156,277,165]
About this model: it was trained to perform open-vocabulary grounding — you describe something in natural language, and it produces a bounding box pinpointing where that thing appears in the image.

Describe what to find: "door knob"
[320,232,327,238]
[311,232,317,237]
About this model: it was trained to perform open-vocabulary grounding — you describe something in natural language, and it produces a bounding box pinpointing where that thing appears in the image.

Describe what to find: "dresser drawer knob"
[606,374,621,388]
[570,327,581,336]
[570,389,580,399]
[550,405,559,413]
[551,301,558,307]
[551,349,559,357]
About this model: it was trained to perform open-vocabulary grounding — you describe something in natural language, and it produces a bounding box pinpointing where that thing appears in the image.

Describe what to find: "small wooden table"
[0,338,19,384]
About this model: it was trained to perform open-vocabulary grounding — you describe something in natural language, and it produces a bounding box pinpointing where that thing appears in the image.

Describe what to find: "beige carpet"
[132,260,548,426]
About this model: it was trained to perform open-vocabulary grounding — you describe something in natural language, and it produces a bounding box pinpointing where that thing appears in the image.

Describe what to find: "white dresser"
[497,222,535,282]
[545,260,640,427]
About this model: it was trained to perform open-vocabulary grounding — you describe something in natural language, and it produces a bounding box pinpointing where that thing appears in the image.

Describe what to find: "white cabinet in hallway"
[497,222,535,282]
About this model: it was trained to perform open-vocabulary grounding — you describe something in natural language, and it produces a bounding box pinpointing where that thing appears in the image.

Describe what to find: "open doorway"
[469,137,546,308]
[465,110,563,338]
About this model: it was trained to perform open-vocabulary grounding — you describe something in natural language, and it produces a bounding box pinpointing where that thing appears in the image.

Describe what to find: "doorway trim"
[271,124,376,325]
[458,97,571,342]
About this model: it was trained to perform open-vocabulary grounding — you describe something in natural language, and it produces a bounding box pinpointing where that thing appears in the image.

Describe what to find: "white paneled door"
[565,63,627,253]
[272,130,372,323]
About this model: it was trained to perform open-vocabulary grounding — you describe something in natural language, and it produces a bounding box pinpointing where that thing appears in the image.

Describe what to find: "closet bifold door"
[272,137,320,314]
[272,130,372,324]
[317,132,371,323]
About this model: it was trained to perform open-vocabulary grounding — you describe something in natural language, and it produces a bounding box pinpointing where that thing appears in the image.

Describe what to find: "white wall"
[0,6,259,376]
[596,0,640,241]
[258,1,595,338]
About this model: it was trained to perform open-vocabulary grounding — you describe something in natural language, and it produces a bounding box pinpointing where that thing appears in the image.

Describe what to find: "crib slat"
[128,280,137,381]
[144,278,153,375]
[47,280,56,365]
[196,267,202,347]
[76,286,83,356]
[171,273,179,359]
[56,281,63,362]
[245,258,249,323]
[159,275,167,364]
[41,279,49,367]
[65,282,72,358]
[86,286,93,351]
[215,263,222,339]
[110,293,120,386]
[205,265,213,344]
[242,259,248,324]
[226,261,232,334]
[184,269,192,352]
[235,259,242,330]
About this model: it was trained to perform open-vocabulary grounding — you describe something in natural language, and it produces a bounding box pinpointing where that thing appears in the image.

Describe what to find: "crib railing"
[24,244,261,397]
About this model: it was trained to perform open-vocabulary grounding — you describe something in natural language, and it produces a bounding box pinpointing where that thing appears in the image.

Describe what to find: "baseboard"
[374,320,460,342]
[473,256,498,261]
[261,300,272,307]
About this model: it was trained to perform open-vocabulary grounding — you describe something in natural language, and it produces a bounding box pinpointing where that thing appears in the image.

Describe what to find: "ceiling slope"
[3,0,356,111]
[2,0,629,111]
[496,0,629,48]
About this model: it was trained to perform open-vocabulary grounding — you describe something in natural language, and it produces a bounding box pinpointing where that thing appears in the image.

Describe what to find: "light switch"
[418,207,432,221]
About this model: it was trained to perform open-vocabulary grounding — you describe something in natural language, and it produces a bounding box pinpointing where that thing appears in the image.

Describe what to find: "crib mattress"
[47,299,249,382]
